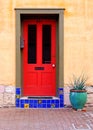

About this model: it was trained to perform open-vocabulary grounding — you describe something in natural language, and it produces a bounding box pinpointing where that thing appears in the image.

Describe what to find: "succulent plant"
[70,74,88,90]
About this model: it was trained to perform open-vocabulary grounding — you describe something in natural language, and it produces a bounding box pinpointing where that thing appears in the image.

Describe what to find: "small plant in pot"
[69,74,87,110]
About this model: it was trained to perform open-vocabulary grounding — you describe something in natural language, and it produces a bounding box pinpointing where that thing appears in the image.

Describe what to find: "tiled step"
[16,88,64,108]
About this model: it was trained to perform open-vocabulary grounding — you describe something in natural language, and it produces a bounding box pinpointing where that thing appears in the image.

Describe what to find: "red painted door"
[23,20,56,96]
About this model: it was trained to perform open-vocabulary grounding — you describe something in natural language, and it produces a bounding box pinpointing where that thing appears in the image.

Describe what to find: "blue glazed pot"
[69,90,87,110]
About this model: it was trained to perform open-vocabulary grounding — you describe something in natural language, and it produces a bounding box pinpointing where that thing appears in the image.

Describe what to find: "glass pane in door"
[42,25,51,64]
[28,25,37,64]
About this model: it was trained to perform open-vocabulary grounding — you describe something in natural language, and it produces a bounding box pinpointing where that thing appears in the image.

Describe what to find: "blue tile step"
[17,96,64,108]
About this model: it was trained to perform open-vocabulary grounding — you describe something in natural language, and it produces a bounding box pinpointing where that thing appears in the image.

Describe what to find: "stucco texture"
[0,0,93,86]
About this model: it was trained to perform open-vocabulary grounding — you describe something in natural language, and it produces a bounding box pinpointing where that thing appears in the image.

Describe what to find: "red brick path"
[0,107,93,130]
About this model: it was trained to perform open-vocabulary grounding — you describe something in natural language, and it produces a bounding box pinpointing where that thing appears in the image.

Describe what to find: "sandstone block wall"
[0,85,15,107]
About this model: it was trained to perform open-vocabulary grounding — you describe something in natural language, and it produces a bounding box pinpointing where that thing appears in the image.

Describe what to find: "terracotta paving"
[0,107,93,130]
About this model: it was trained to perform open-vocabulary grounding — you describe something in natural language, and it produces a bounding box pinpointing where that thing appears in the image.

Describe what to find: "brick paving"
[0,107,93,130]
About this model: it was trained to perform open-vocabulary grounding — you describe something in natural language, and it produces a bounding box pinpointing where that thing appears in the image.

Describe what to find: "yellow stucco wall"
[0,0,93,86]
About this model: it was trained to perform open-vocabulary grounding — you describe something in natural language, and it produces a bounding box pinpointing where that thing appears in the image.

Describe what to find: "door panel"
[23,20,56,96]
[41,72,52,88]
[26,73,38,88]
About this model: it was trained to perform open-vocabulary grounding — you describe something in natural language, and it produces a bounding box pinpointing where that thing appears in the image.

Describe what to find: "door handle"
[52,64,56,68]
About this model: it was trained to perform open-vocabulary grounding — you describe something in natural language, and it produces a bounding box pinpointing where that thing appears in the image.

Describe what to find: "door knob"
[52,64,56,68]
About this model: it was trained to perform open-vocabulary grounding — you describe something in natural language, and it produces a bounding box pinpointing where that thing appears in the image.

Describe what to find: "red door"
[23,19,56,96]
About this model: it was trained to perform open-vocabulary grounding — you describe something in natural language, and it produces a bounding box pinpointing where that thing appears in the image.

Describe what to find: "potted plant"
[69,74,87,110]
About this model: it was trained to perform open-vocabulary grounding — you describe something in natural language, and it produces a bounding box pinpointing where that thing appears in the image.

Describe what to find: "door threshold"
[28,96,53,99]
[20,96,59,99]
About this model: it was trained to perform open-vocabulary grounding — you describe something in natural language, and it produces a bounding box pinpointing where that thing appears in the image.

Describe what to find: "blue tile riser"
[16,88,21,107]
[16,87,64,108]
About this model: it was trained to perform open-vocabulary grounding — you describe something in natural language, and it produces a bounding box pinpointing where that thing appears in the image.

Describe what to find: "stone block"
[86,86,93,105]
[0,94,3,107]
[87,94,93,104]
[64,87,71,105]
[3,93,13,106]
[11,94,15,105]
[86,86,93,93]
[0,85,4,93]
[5,86,15,93]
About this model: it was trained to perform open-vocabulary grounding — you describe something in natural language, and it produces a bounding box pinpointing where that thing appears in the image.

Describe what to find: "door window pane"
[42,25,51,64]
[28,25,36,64]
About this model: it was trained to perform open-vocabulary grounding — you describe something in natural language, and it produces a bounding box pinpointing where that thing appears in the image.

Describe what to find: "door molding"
[15,8,65,95]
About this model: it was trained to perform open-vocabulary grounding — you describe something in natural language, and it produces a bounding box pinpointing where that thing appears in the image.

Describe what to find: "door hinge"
[20,37,24,49]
